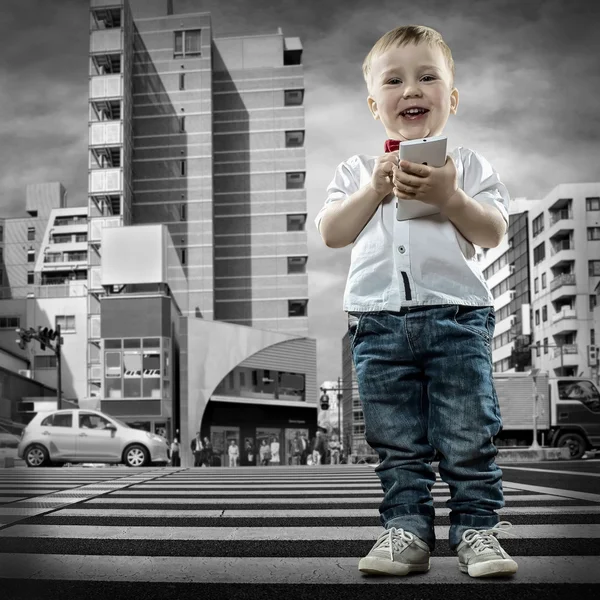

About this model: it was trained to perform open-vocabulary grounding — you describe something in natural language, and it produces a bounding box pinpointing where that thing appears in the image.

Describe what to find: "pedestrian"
[202,436,213,467]
[300,434,309,465]
[291,431,303,466]
[310,433,321,466]
[315,25,517,578]
[228,439,239,467]
[245,438,255,465]
[329,434,341,465]
[190,431,203,467]
[259,438,271,466]
[269,436,280,466]
[169,437,180,467]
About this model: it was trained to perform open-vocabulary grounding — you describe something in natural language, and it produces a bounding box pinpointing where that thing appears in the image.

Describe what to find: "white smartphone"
[396,135,448,221]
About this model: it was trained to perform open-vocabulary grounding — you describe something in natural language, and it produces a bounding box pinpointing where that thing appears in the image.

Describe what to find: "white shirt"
[315,146,510,312]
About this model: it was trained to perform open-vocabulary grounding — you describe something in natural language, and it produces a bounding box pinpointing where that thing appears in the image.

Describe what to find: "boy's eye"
[421,75,436,82]
[387,78,401,84]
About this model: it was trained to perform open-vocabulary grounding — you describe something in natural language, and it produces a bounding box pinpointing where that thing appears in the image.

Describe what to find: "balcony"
[552,307,578,335]
[90,74,122,100]
[91,0,123,8]
[552,307,576,323]
[550,273,576,302]
[90,29,122,53]
[549,208,572,226]
[551,344,579,368]
[90,121,122,146]
[550,239,576,268]
[89,168,122,194]
[34,283,88,298]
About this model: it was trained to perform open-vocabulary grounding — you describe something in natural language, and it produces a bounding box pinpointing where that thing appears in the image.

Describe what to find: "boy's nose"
[402,84,423,98]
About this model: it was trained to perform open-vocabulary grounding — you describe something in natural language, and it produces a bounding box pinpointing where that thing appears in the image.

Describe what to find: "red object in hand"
[384,139,401,153]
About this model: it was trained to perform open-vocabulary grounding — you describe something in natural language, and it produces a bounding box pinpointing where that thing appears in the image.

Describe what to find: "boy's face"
[367,42,458,141]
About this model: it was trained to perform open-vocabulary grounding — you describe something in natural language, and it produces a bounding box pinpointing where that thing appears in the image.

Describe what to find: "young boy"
[315,25,518,578]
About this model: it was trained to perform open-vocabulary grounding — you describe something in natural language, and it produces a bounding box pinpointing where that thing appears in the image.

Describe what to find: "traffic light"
[319,393,330,410]
[15,327,32,351]
[38,326,58,351]
[589,345,599,367]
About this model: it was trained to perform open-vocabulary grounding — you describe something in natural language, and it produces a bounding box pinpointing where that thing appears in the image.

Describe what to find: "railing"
[552,307,576,323]
[553,344,578,358]
[43,252,87,263]
[34,283,88,298]
[550,209,573,225]
[550,273,576,291]
[54,217,87,227]
[551,239,573,255]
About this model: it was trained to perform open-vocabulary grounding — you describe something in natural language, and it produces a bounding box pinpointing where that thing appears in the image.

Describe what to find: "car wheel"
[25,444,49,468]
[556,433,586,460]
[124,444,149,467]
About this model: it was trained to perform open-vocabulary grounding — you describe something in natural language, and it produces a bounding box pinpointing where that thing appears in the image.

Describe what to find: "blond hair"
[363,25,455,91]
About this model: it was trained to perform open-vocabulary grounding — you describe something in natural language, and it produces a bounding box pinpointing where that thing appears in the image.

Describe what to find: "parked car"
[17,409,169,468]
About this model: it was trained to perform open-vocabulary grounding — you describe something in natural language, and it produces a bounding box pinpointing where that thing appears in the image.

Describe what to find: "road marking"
[501,465,600,478]
[3,523,598,540]
[499,481,600,503]
[80,493,572,505]
[48,506,600,518]
[1,554,599,584]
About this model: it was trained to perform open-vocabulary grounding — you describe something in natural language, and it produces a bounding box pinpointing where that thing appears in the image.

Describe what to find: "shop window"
[288,299,308,317]
[284,89,304,106]
[142,351,161,398]
[123,351,142,398]
[287,256,307,274]
[286,171,305,189]
[287,214,306,231]
[174,29,201,58]
[278,371,305,400]
[285,130,305,147]
[105,351,122,398]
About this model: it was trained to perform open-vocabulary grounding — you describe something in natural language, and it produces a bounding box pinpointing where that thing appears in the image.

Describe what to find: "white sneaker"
[358,527,430,576]
[456,521,518,577]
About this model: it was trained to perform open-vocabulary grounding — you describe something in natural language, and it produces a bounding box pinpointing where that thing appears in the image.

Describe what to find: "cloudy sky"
[1,0,599,387]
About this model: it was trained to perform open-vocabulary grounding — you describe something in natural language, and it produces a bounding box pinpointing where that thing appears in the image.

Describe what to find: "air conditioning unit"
[18,369,32,379]
[509,265,515,273]
[509,317,516,326]
[508,290,516,298]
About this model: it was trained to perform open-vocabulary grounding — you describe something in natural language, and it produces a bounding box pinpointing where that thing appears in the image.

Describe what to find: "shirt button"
[397,245,406,254]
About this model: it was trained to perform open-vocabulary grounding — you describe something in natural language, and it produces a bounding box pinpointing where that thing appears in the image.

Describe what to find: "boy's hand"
[369,152,399,198]
[392,155,459,208]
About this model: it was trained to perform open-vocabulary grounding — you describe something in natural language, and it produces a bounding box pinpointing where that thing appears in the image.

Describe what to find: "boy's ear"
[450,87,459,115]
[367,95,380,120]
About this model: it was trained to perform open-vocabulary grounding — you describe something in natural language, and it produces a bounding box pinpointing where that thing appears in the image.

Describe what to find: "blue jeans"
[348,304,504,551]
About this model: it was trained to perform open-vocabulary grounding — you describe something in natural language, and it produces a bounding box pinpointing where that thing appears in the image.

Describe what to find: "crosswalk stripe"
[3,523,598,540]
[42,506,600,517]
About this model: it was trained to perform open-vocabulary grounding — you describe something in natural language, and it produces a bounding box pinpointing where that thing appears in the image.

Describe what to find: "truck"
[493,371,600,459]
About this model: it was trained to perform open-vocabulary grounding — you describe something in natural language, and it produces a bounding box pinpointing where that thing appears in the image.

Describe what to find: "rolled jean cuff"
[449,512,500,550]
[383,511,436,551]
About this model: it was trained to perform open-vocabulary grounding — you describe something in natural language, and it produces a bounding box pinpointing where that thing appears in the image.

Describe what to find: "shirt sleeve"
[461,148,510,226]
[315,157,360,232]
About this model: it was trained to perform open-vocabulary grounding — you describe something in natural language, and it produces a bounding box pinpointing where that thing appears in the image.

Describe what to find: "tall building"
[83,0,316,465]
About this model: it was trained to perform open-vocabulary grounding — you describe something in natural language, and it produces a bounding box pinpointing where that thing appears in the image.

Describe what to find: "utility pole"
[16,324,63,409]
[528,367,541,450]
[337,376,342,441]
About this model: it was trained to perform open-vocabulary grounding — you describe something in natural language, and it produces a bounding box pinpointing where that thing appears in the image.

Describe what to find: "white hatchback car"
[18,409,169,468]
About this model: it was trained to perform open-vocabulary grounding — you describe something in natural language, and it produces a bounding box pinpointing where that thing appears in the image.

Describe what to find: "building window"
[588,227,600,241]
[27,271,34,284]
[0,225,3,242]
[180,160,186,176]
[285,130,305,147]
[533,242,545,265]
[542,305,547,322]
[0,269,2,285]
[27,250,35,263]
[288,299,307,317]
[541,272,547,289]
[586,197,600,211]
[181,248,186,265]
[532,214,544,237]
[286,172,305,189]
[174,29,201,58]
[535,310,540,325]
[591,295,598,312]
[56,315,76,332]
[27,227,35,241]
[179,72,185,90]
[543,338,549,355]
[287,256,307,274]
[34,355,58,369]
[0,316,20,329]
[534,277,538,293]
[0,248,2,262]
[287,214,306,231]
[123,351,142,398]
[179,116,185,132]
[284,89,304,106]
[590,261,600,277]
[592,329,596,345]
[180,203,187,221]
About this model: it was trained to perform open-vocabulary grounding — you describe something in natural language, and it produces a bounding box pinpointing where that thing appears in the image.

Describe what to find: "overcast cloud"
[1,0,598,387]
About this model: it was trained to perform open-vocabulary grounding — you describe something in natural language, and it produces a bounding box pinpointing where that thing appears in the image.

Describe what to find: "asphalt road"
[1,460,599,600]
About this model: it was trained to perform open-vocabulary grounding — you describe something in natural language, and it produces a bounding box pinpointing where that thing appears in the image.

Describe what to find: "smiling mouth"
[401,107,429,116]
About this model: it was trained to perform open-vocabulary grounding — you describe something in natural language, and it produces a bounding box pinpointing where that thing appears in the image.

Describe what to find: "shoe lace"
[461,521,518,555]
[374,527,415,561]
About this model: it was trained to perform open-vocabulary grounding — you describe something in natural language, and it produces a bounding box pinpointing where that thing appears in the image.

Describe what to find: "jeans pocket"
[452,305,494,344]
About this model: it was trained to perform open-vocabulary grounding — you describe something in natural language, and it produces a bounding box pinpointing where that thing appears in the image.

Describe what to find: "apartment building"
[84,0,316,465]
[528,184,600,381]
[0,183,89,402]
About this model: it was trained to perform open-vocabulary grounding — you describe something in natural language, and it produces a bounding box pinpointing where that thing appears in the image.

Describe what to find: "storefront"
[200,399,316,467]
